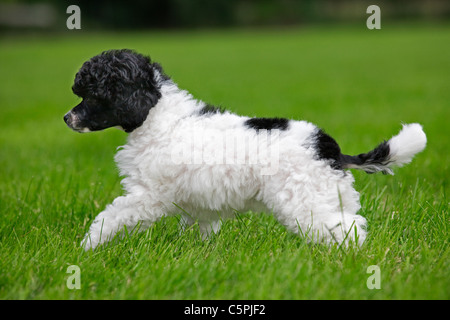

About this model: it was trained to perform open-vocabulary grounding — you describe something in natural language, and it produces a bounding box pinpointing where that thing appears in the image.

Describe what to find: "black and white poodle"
[64,49,426,250]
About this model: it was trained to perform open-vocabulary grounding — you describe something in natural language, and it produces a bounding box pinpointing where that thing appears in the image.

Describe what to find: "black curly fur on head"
[65,49,168,133]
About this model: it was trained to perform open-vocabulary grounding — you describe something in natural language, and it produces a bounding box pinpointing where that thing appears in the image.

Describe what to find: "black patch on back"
[314,129,343,170]
[244,117,289,131]
[198,104,226,116]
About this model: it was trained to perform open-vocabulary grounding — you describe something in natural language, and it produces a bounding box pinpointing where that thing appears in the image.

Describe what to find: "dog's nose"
[64,113,70,124]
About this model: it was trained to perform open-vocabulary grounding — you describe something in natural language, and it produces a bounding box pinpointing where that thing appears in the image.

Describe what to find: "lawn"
[0,23,448,300]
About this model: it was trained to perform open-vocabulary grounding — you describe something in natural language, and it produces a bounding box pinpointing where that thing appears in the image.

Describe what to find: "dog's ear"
[96,51,162,132]
[119,83,161,133]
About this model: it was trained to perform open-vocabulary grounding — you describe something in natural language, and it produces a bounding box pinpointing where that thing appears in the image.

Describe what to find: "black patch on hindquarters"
[313,129,343,170]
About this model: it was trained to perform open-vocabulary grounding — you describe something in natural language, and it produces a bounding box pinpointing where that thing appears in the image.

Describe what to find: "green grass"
[0,24,449,299]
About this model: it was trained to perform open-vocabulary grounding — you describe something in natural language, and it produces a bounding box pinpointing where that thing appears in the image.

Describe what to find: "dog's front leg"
[81,195,162,250]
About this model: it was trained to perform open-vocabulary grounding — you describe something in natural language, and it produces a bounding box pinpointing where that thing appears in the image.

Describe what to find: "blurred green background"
[1,0,449,30]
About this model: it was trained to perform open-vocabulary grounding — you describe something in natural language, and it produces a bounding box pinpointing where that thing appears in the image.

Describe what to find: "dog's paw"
[80,233,97,251]
[80,229,106,251]
[325,214,367,246]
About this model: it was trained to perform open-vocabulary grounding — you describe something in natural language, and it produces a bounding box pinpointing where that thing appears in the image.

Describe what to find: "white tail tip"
[387,123,427,168]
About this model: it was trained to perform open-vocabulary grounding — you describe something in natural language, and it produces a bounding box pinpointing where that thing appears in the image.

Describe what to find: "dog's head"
[64,49,166,133]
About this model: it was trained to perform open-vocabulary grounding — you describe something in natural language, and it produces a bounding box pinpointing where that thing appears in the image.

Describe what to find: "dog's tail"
[340,123,427,175]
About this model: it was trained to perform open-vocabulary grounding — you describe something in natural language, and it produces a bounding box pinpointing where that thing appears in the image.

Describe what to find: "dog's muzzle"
[64,111,89,133]
[64,111,76,128]
[63,112,71,125]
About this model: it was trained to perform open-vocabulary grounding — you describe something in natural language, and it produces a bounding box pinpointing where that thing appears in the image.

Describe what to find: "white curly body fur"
[81,82,371,250]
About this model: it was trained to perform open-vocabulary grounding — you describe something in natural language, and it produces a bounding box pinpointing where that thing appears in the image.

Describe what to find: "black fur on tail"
[340,141,392,174]
[312,129,393,174]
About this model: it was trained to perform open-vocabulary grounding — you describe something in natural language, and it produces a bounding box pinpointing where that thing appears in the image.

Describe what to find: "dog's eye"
[87,101,104,111]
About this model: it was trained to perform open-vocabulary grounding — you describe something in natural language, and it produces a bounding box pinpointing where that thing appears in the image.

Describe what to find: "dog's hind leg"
[81,195,165,250]
[264,170,367,246]
[272,196,367,246]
